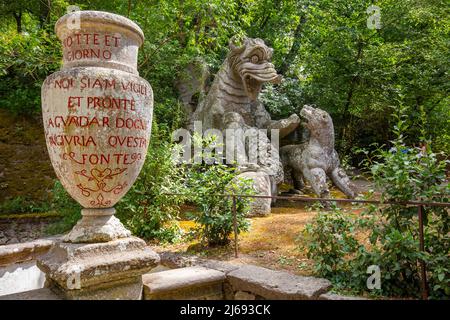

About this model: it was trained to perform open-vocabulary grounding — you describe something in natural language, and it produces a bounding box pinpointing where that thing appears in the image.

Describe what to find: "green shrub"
[301,206,361,279]
[116,124,186,243]
[185,134,253,246]
[259,77,304,120]
[0,196,51,214]
[0,29,61,114]
[46,180,81,235]
[301,114,449,299]
[187,163,253,246]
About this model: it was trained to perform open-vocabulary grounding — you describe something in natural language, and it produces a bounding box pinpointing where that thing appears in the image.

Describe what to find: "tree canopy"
[0,0,448,160]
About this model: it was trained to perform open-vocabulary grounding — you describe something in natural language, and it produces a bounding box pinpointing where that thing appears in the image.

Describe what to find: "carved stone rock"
[281,105,356,199]
[234,171,272,216]
[191,37,300,214]
[175,58,209,123]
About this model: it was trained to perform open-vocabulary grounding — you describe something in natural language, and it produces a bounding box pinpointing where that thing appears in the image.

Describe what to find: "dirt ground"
[152,206,317,276]
[151,181,373,276]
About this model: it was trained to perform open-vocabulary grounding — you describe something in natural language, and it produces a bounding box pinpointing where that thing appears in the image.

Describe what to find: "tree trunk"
[39,0,52,27]
[13,11,22,33]
[338,41,364,150]
[278,13,307,75]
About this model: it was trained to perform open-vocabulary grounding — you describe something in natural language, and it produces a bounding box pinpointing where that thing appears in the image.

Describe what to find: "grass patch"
[0,211,60,219]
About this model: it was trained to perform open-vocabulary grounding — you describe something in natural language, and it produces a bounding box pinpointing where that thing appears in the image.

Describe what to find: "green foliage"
[367,115,449,298]
[301,115,449,299]
[0,0,448,158]
[116,123,186,243]
[185,134,252,246]
[295,0,450,156]
[260,77,303,120]
[0,29,61,114]
[0,196,51,214]
[301,206,361,279]
[46,180,82,235]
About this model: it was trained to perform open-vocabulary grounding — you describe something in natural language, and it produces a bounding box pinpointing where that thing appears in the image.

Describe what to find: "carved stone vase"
[42,11,153,243]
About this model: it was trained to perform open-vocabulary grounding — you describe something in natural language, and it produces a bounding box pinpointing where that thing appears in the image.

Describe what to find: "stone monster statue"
[191,37,300,215]
[280,105,357,199]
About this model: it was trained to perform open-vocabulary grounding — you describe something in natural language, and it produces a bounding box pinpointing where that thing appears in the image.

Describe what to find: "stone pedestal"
[64,208,131,243]
[37,237,159,300]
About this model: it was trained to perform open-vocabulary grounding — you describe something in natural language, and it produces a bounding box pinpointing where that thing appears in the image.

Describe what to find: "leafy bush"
[0,196,51,214]
[301,114,449,299]
[116,124,186,243]
[46,180,81,235]
[259,77,304,120]
[185,134,253,246]
[301,206,361,279]
[0,29,61,114]
[187,163,253,246]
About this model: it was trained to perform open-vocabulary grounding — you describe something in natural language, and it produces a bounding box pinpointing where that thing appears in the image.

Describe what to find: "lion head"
[300,105,334,137]
[228,37,281,101]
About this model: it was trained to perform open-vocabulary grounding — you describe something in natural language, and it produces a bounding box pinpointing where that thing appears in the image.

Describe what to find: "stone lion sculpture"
[191,37,300,215]
[281,105,357,199]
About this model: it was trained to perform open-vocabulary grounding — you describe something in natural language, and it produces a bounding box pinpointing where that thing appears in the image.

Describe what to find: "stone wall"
[0,217,57,245]
[0,110,55,203]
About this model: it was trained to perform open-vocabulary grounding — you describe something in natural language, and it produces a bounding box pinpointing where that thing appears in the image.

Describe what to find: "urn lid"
[55,11,145,74]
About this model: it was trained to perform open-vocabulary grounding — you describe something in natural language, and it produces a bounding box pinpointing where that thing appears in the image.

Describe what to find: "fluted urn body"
[42,11,153,242]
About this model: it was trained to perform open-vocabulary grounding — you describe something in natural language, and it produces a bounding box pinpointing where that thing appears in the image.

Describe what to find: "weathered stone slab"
[0,288,61,300]
[0,239,54,266]
[234,290,256,300]
[159,251,202,269]
[227,265,331,300]
[198,260,240,275]
[319,293,368,300]
[0,261,46,296]
[159,252,240,275]
[143,266,225,300]
[50,276,144,300]
[37,237,160,300]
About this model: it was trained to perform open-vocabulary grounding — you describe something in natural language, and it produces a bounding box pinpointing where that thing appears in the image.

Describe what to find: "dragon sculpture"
[183,38,355,214]
[191,37,300,215]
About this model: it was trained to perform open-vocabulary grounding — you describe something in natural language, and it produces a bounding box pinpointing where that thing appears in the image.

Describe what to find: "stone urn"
[42,11,153,243]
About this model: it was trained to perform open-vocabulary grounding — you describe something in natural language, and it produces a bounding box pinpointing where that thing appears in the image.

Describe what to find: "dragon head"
[228,37,282,101]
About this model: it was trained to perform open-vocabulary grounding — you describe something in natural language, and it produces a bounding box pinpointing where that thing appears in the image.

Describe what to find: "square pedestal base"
[37,237,160,300]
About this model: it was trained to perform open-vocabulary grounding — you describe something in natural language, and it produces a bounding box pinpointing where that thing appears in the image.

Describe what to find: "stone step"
[227,265,332,300]
[319,293,368,300]
[0,239,55,267]
[142,266,225,300]
[0,288,61,300]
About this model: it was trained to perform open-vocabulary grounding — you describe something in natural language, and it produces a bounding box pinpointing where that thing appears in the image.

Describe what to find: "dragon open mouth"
[240,63,281,101]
